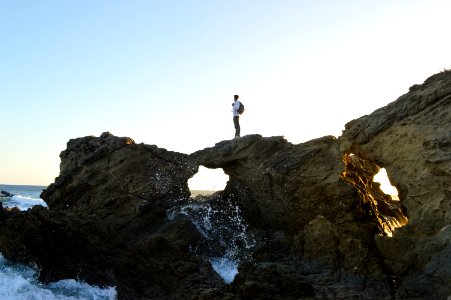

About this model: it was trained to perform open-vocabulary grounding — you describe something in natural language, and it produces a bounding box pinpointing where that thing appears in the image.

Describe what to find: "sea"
[0,185,250,299]
[0,184,117,300]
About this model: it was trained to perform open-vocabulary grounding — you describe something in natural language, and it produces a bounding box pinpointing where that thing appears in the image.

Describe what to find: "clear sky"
[1,0,450,188]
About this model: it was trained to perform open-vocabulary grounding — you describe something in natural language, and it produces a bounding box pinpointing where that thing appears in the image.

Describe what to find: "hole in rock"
[341,153,408,237]
[374,168,399,200]
[188,166,229,197]
[179,166,253,283]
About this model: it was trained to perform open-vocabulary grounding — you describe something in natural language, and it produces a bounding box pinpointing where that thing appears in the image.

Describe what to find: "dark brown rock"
[193,134,398,298]
[42,131,196,215]
[192,135,356,233]
[230,262,315,300]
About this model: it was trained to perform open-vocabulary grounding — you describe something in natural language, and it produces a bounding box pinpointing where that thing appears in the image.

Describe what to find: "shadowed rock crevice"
[340,153,408,236]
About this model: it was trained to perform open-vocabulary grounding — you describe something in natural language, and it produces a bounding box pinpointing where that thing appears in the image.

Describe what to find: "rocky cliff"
[340,70,451,298]
[0,70,449,299]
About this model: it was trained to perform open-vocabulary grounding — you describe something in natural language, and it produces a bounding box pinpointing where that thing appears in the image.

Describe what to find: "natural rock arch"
[188,166,229,197]
[0,70,449,299]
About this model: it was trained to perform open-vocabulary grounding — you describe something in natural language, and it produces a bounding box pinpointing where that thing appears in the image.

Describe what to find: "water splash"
[3,195,48,211]
[168,193,255,283]
[0,255,116,299]
[210,257,238,284]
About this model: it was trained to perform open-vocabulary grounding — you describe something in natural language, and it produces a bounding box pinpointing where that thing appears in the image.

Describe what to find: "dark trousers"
[233,116,240,137]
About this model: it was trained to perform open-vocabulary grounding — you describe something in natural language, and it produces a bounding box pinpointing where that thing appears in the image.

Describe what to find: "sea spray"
[3,195,48,211]
[168,193,255,283]
[0,185,117,299]
[0,255,116,300]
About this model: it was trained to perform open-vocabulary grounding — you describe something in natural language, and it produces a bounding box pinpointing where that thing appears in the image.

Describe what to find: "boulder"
[42,131,196,215]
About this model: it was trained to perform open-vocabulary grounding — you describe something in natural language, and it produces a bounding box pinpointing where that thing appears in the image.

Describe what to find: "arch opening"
[188,166,229,197]
[182,166,252,283]
[341,153,408,237]
[374,168,399,200]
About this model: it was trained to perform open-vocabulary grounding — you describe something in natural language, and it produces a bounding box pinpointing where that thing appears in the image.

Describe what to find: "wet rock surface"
[0,71,449,299]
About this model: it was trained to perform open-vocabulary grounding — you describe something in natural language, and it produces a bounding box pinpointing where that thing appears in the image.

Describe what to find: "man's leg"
[233,116,240,137]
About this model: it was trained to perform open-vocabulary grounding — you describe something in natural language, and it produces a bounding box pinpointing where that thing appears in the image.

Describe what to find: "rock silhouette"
[0,70,449,299]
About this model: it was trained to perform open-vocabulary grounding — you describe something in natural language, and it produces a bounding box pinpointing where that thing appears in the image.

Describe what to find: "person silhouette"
[232,95,241,138]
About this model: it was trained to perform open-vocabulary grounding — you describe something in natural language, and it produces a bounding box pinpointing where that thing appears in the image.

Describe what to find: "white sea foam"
[210,257,239,284]
[168,194,255,284]
[0,255,116,300]
[0,184,47,211]
[3,195,48,211]
[0,185,117,299]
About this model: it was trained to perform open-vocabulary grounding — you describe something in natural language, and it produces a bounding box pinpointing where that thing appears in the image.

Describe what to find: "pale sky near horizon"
[1,1,450,189]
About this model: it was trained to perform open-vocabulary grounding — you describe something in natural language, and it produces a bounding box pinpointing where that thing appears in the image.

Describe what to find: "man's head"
[234,95,239,101]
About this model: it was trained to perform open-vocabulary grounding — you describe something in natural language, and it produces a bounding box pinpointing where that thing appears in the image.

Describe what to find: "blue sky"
[1,0,450,187]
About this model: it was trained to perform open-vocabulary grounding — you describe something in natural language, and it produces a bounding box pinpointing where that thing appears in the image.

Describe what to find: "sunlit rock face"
[340,70,451,299]
[340,153,408,236]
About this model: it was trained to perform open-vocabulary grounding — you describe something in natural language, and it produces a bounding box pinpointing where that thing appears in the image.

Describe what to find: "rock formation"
[340,70,451,299]
[0,132,223,298]
[0,70,449,299]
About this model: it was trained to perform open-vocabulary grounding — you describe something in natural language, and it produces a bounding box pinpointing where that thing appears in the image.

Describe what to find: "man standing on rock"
[232,94,241,138]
